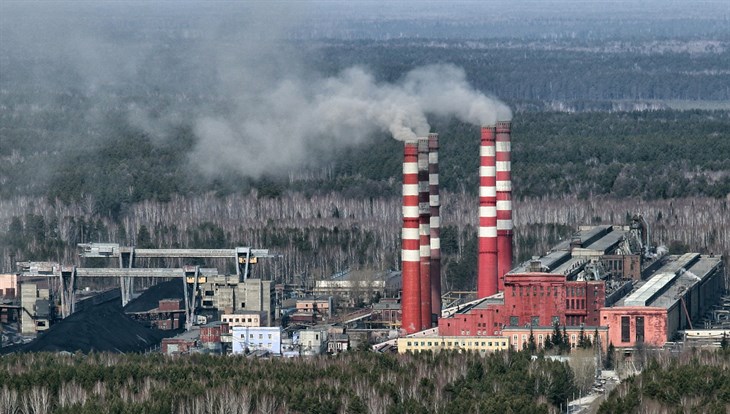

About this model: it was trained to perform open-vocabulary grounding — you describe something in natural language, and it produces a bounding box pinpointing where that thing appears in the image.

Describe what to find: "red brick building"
[439,272,606,337]
[600,307,667,347]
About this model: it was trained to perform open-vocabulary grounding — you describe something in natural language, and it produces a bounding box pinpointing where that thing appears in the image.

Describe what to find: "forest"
[0,347,728,414]
[0,349,577,414]
[2,109,729,291]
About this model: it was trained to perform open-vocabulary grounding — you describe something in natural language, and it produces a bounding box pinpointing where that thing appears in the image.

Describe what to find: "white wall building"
[231,326,282,355]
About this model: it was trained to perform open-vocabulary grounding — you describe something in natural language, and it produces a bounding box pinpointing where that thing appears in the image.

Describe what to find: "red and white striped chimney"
[496,120,513,290]
[401,140,421,333]
[418,137,432,329]
[478,126,498,298]
[428,133,442,318]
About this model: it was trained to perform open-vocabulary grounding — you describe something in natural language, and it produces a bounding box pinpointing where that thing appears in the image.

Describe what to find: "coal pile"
[123,280,184,313]
[6,300,175,354]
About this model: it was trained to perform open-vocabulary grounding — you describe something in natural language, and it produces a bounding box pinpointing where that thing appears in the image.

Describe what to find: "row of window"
[406,340,507,348]
[508,315,561,327]
[239,333,274,339]
[512,285,560,297]
[566,299,586,310]
[620,316,645,343]
[510,285,589,298]
[225,317,258,324]
[511,333,594,348]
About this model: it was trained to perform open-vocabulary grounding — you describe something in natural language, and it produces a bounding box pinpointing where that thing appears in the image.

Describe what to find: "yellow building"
[397,336,510,354]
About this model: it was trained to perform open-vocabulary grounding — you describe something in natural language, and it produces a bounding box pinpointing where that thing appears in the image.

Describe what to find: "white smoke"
[192,63,510,178]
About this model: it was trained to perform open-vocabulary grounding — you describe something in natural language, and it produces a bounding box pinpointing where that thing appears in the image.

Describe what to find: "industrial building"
[231,326,283,355]
[12,245,277,334]
[397,335,510,354]
[313,270,401,306]
[601,252,724,348]
[396,119,726,354]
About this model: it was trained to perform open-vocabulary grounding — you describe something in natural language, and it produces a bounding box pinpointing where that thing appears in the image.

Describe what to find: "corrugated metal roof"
[624,272,678,306]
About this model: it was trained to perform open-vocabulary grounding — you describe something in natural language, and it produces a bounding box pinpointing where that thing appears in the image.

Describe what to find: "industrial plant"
[1,118,727,358]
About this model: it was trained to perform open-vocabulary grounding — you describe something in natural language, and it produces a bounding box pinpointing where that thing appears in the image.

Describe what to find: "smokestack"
[401,140,421,333]
[478,126,498,298]
[496,120,513,290]
[428,133,442,318]
[418,137,432,329]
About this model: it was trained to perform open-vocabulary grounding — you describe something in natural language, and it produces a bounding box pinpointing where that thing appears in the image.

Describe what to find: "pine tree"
[528,328,537,352]
[562,325,571,354]
[605,342,615,369]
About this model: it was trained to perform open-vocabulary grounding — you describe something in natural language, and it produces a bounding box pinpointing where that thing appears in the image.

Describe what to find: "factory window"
[531,316,539,327]
[249,334,253,338]
[428,342,432,346]
[447,342,452,346]
[268,334,272,339]
[621,316,630,343]
[407,342,412,346]
[540,286,544,296]
[566,300,570,309]
[512,335,518,344]
[259,334,263,339]
[205,290,214,296]
[571,335,576,347]
[636,316,645,343]
[538,334,543,345]
[488,341,493,346]
[240,334,244,339]
[552,316,560,325]
[519,286,523,296]
[509,316,519,326]
[554,287,559,297]
[512,286,516,296]
[533,286,537,296]
[581,299,585,309]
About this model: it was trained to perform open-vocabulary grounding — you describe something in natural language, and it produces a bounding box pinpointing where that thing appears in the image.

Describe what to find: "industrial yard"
[2,0,730,413]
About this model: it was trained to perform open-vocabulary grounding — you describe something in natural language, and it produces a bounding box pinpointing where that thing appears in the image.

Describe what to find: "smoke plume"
[1,1,511,181]
[192,63,510,178]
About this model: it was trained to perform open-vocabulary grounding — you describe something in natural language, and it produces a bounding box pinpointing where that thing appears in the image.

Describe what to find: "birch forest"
[1,191,728,291]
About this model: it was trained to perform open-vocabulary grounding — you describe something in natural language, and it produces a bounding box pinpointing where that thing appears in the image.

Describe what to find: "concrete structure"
[299,327,329,355]
[428,133,442,317]
[418,137,432,329]
[290,296,334,323]
[495,120,513,290]
[314,270,401,306]
[161,329,199,355]
[478,125,498,298]
[231,326,282,355]
[372,298,401,327]
[200,277,274,325]
[328,334,350,353]
[401,140,421,333]
[0,274,18,298]
[20,282,52,334]
[397,335,509,354]
[222,310,267,328]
